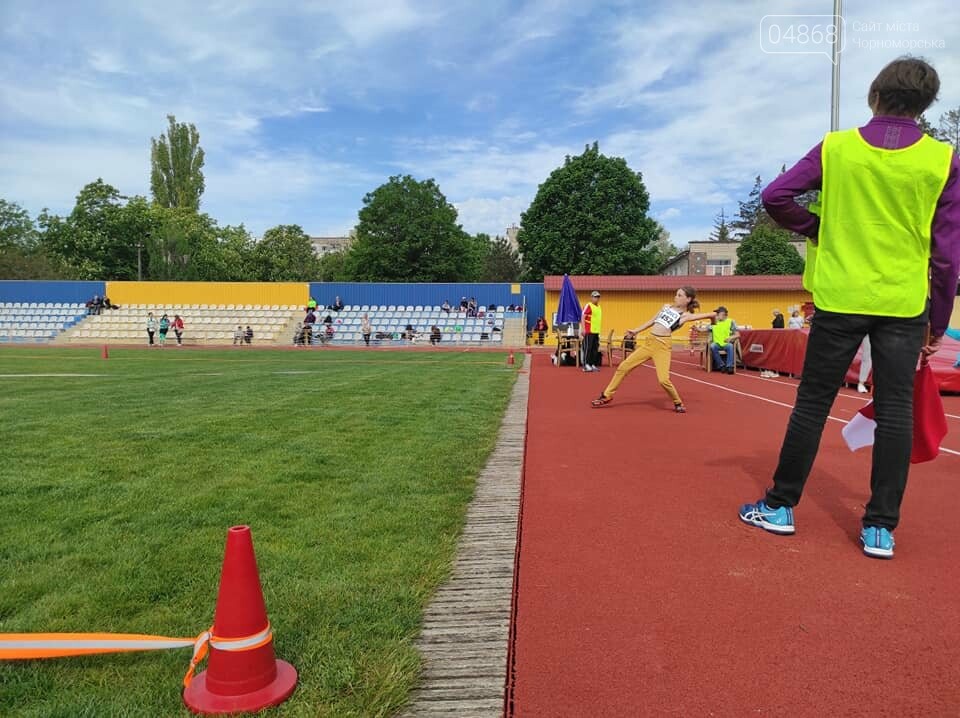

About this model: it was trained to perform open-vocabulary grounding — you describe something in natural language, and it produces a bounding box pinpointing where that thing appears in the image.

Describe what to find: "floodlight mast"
[830,0,843,131]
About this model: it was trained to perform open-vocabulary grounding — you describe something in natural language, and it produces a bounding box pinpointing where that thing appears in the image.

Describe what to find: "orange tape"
[0,623,273,688]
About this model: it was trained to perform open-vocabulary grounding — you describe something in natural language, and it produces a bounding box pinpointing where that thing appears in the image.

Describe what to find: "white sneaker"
[857,383,869,394]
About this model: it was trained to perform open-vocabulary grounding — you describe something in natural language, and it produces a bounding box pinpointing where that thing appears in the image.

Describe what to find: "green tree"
[0,199,37,248]
[730,175,772,238]
[481,234,522,282]
[735,224,804,275]
[252,224,321,281]
[318,249,351,282]
[147,207,218,280]
[346,175,478,282]
[518,142,661,280]
[0,199,71,279]
[918,113,938,137]
[648,226,679,270]
[936,107,960,153]
[36,180,150,280]
[151,115,205,210]
[709,208,732,241]
[192,224,255,281]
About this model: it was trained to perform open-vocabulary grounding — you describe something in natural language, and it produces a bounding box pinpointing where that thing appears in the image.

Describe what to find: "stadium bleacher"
[0,303,88,342]
[0,300,527,346]
[63,304,302,344]
[310,304,516,345]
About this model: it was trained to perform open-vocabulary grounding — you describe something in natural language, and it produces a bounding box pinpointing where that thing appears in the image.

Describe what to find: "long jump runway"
[509,352,959,717]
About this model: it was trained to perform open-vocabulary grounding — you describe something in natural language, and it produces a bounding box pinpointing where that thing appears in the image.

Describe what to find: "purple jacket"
[761,116,960,337]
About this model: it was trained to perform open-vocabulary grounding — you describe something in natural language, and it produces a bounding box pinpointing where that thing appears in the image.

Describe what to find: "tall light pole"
[136,241,143,281]
[830,0,843,131]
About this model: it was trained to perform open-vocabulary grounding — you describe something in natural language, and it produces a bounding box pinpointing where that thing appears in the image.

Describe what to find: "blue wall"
[309,283,545,328]
[0,281,106,304]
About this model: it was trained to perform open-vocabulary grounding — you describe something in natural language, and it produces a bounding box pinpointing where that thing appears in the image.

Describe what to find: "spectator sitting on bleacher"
[459,297,469,312]
[103,296,118,310]
[234,326,244,345]
[245,326,253,344]
[404,323,416,341]
[430,326,441,345]
[324,323,335,342]
[441,299,451,313]
[467,297,478,316]
[322,313,333,326]
[331,296,344,312]
[307,297,318,313]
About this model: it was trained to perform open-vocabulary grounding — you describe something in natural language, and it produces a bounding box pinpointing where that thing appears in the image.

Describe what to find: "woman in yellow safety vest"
[739,57,958,560]
[591,286,716,413]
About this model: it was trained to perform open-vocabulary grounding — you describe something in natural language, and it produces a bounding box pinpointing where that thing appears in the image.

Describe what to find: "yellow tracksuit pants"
[601,333,681,405]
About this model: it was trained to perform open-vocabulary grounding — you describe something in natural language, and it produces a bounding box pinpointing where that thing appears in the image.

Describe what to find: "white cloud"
[452,196,529,236]
[88,50,128,74]
[2,0,958,243]
[656,207,681,221]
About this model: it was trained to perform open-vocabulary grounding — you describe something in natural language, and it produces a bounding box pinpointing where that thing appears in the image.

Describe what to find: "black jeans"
[765,307,927,530]
[581,333,600,366]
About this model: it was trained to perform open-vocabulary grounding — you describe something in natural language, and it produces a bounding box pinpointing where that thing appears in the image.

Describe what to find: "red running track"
[509,352,959,717]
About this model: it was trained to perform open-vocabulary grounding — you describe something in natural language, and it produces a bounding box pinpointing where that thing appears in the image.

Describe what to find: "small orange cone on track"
[183,526,297,715]
[101,345,109,360]
[507,350,515,366]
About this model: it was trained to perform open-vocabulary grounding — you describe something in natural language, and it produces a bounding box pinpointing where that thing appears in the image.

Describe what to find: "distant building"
[505,224,520,254]
[660,239,807,276]
[310,235,352,257]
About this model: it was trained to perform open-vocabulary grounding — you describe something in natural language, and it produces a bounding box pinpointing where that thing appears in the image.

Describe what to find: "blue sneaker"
[739,499,795,535]
[861,526,895,559]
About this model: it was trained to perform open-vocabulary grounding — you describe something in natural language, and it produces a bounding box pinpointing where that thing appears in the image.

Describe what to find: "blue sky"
[1,0,958,250]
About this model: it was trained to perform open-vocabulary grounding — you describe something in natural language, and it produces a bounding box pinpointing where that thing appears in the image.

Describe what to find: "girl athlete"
[592,286,715,413]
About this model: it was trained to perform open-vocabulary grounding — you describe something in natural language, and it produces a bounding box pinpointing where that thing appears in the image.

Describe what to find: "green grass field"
[0,346,516,717]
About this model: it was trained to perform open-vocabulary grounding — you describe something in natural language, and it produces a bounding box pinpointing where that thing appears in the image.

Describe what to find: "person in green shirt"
[708,306,739,374]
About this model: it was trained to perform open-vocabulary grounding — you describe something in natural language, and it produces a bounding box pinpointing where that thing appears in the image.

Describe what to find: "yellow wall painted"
[545,289,813,341]
[105,282,308,307]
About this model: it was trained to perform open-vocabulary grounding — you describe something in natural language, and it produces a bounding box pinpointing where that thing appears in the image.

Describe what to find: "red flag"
[911,362,948,463]
[842,363,947,463]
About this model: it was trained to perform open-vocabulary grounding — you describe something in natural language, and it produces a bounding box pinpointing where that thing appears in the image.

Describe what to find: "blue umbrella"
[556,274,582,326]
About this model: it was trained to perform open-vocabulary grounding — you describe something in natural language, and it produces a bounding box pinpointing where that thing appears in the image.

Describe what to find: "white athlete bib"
[653,306,682,331]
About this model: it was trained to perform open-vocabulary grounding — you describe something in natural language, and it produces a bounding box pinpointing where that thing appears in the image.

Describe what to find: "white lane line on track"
[672,356,960,421]
[649,364,960,458]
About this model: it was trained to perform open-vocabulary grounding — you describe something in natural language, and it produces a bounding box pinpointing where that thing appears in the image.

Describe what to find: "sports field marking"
[672,356,874,403]
[0,373,106,378]
[672,355,960,420]
[661,365,960,457]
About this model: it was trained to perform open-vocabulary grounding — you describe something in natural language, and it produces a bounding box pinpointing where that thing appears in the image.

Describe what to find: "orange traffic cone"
[507,351,515,366]
[183,526,297,715]
[101,344,109,360]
